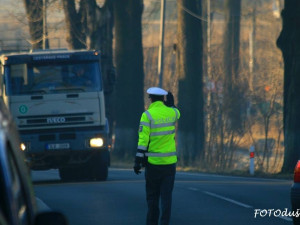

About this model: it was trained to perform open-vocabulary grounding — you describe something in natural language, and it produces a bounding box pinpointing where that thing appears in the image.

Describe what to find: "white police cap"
[147,87,168,96]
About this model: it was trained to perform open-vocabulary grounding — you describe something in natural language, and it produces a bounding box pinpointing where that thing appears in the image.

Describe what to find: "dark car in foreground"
[0,97,68,225]
[291,160,300,225]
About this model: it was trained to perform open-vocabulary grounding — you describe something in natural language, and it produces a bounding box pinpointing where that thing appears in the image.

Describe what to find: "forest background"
[0,0,287,175]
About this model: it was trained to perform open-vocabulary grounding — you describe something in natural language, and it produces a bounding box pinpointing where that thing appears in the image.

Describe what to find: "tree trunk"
[62,0,115,139]
[113,0,145,158]
[62,0,86,49]
[84,0,115,138]
[23,0,44,49]
[177,0,204,165]
[277,0,300,173]
[223,0,243,132]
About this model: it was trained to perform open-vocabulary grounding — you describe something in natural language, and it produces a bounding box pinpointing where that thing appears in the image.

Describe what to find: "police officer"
[134,87,180,225]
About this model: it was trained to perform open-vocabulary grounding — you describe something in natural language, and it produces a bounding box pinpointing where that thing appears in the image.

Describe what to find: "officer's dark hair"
[149,94,164,102]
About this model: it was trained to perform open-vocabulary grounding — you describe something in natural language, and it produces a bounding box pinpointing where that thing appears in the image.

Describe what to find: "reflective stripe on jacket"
[138,101,180,165]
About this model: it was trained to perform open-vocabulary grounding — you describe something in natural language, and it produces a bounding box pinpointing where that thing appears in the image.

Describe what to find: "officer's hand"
[135,152,146,168]
[133,163,141,175]
[165,92,175,107]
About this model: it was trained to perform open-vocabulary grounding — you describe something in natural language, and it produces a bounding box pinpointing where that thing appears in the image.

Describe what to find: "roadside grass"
[110,155,293,180]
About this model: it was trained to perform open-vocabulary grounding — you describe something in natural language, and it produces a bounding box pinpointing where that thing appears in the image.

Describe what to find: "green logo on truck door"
[19,105,28,114]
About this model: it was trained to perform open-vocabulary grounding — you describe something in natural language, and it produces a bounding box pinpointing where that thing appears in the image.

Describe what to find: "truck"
[0,49,111,181]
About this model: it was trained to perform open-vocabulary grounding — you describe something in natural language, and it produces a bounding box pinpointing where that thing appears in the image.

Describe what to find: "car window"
[6,146,30,225]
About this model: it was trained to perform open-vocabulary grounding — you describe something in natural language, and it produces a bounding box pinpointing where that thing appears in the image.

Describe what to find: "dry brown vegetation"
[142,0,284,174]
[0,0,285,174]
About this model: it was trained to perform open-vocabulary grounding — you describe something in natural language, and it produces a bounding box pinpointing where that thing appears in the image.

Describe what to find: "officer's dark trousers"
[145,163,176,225]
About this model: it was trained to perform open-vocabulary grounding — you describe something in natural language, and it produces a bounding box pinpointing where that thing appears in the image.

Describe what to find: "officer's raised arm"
[164,91,176,107]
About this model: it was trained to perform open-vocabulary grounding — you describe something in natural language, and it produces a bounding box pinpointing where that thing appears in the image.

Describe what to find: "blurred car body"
[291,160,300,225]
[0,97,68,225]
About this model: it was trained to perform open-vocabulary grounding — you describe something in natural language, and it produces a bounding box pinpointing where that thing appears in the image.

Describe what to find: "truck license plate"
[47,143,70,150]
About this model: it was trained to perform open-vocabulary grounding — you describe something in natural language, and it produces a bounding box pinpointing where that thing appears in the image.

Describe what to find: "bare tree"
[61,0,86,49]
[223,0,245,133]
[62,0,115,138]
[23,0,47,49]
[176,0,204,165]
[113,0,145,158]
[62,0,113,55]
[277,0,300,173]
[253,85,282,171]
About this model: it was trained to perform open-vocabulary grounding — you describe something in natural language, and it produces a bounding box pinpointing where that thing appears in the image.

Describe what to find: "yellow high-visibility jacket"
[137,101,180,165]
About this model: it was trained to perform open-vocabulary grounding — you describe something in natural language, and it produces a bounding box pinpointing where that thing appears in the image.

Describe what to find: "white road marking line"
[201,190,293,222]
[177,171,291,182]
[188,187,199,191]
[278,216,293,222]
[203,191,253,208]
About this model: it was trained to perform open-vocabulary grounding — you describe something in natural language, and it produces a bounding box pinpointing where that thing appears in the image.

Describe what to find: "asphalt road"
[32,168,294,225]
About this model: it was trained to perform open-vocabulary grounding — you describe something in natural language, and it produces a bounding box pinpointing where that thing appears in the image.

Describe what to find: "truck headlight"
[20,143,26,151]
[90,138,104,148]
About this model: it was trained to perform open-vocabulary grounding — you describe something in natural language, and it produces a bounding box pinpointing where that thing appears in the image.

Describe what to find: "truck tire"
[59,167,80,181]
[59,151,109,181]
[95,162,108,181]
[91,151,109,181]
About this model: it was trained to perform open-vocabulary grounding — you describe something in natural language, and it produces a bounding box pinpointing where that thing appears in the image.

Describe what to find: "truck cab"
[0,49,110,181]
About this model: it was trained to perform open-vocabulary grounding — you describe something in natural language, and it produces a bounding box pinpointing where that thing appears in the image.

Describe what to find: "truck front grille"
[39,134,55,141]
[18,113,94,128]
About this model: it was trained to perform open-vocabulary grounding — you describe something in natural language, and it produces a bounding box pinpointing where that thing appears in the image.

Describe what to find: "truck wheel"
[59,167,79,181]
[91,151,109,181]
[95,162,108,181]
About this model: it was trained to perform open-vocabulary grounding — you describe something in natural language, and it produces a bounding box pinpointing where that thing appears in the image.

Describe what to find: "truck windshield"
[5,62,102,95]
